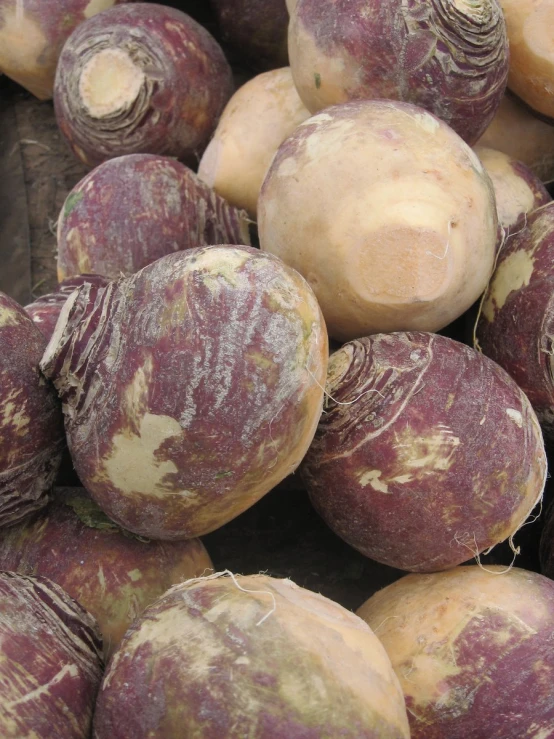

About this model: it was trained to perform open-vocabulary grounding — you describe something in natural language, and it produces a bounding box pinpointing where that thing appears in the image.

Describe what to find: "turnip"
[301,332,546,572]
[210,0,289,71]
[0,0,134,100]
[93,573,410,738]
[476,202,554,443]
[0,487,213,658]
[0,292,64,529]
[0,571,103,738]
[477,93,554,184]
[357,566,554,738]
[540,502,554,580]
[57,154,251,281]
[40,246,328,540]
[287,0,509,145]
[501,0,554,120]
[259,100,498,342]
[198,67,311,218]
[25,274,110,340]
[474,145,551,236]
[54,3,233,168]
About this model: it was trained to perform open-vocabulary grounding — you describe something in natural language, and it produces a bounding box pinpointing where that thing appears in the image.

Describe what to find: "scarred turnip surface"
[0,0,134,100]
[57,154,251,281]
[0,293,65,529]
[288,0,509,145]
[476,202,554,443]
[0,487,213,659]
[301,333,546,572]
[53,3,233,168]
[0,571,103,738]
[93,573,411,738]
[40,246,328,540]
[25,274,110,340]
[474,145,551,235]
[357,566,554,738]
[477,93,554,184]
[198,67,311,218]
[258,100,498,342]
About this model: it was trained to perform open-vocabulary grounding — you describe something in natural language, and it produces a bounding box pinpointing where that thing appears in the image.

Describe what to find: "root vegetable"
[0,292,65,529]
[287,0,509,145]
[40,246,328,541]
[301,332,546,573]
[211,0,289,71]
[93,573,410,738]
[477,93,554,184]
[0,0,134,100]
[25,274,110,340]
[476,202,554,443]
[0,487,213,659]
[258,100,498,342]
[198,67,311,218]
[57,154,251,281]
[540,503,554,579]
[53,3,233,168]
[357,566,554,738]
[0,571,103,738]
[474,145,551,235]
[501,0,554,120]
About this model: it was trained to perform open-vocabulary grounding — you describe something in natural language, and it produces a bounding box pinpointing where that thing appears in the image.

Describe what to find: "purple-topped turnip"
[41,246,328,540]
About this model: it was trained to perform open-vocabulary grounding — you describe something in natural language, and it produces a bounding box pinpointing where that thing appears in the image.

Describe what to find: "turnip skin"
[0,0,134,100]
[301,332,546,573]
[53,3,233,168]
[476,202,554,443]
[25,275,110,340]
[0,571,103,739]
[40,246,328,541]
[357,566,554,739]
[0,293,65,529]
[259,99,497,342]
[474,146,551,235]
[57,154,251,281]
[93,574,411,738]
[0,487,213,659]
[288,0,509,145]
[477,93,554,184]
[198,67,311,219]
[501,0,554,121]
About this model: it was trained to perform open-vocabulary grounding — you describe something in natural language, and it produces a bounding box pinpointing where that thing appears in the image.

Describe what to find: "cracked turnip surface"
[53,3,233,167]
[41,246,328,540]
[93,574,410,738]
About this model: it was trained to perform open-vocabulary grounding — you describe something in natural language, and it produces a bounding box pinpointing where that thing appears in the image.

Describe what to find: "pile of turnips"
[2,0,554,736]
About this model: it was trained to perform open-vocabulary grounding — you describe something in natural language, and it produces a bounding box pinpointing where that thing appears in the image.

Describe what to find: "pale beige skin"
[357,566,554,734]
[477,94,554,184]
[198,68,311,219]
[258,101,498,341]
[500,0,554,120]
[0,0,123,99]
[474,145,549,233]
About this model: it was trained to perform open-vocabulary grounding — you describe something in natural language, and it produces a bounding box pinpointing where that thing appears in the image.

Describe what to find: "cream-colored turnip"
[258,100,498,341]
[357,566,554,738]
[477,94,554,184]
[198,68,310,218]
[474,145,551,235]
[500,0,554,120]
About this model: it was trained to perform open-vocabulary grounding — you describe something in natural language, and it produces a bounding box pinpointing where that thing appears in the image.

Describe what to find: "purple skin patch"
[291,0,509,144]
[0,571,103,738]
[54,3,233,167]
[301,332,545,572]
[476,202,554,443]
